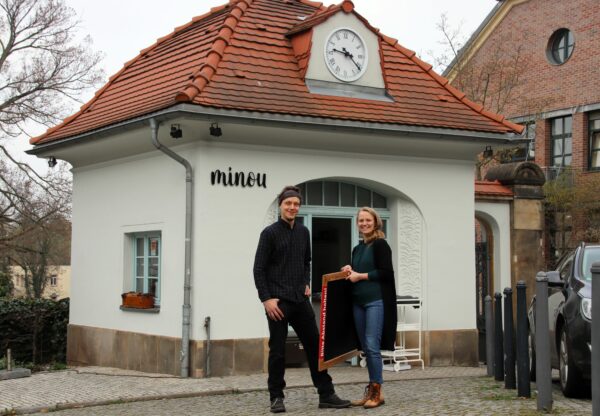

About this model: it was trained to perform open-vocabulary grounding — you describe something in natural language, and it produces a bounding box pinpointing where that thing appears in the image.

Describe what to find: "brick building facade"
[445,0,600,262]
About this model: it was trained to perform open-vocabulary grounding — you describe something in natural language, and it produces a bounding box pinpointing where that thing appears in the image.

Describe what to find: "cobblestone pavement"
[26,377,591,416]
[0,365,591,415]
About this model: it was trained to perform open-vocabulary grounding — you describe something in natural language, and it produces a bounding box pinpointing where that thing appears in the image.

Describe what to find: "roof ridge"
[297,0,326,10]
[378,35,524,135]
[30,3,232,145]
[176,0,254,102]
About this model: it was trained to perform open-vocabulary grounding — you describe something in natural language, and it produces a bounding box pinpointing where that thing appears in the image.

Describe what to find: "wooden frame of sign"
[318,271,360,371]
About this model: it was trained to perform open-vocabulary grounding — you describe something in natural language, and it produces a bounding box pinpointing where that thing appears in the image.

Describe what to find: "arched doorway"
[475,217,493,362]
[283,179,391,366]
[296,180,390,302]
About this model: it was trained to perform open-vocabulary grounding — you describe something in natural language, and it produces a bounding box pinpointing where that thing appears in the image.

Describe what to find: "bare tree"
[543,170,600,265]
[0,0,102,258]
[0,0,103,138]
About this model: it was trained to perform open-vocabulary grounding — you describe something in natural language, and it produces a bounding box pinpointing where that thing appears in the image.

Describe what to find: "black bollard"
[494,292,504,381]
[504,288,516,389]
[485,295,494,377]
[516,281,530,398]
[535,272,552,411]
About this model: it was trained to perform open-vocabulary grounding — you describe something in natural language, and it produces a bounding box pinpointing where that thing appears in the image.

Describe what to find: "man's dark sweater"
[253,218,311,303]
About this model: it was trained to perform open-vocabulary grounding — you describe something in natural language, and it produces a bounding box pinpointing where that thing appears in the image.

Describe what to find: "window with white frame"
[589,112,600,170]
[133,232,161,304]
[50,275,57,286]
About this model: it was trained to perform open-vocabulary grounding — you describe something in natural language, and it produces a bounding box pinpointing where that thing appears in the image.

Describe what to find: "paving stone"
[0,365,591,415]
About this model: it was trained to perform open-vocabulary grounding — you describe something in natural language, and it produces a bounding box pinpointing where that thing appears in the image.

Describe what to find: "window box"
[121,291,155,309]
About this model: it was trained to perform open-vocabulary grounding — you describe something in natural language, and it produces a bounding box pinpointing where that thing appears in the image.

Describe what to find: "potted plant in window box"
[121,292,155,309]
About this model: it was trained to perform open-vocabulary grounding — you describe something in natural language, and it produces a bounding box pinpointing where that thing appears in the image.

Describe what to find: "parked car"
[528,242,597,398]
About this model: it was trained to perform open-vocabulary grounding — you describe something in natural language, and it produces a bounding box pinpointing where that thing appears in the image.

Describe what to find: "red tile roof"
[475,180,513,198]
[32,0,523,146]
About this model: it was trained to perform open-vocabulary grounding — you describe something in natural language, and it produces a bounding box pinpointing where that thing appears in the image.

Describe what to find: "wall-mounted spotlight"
[482,146,493,159]
[170,124,183,139]
[47,157,57,168]
[209,122,222,137]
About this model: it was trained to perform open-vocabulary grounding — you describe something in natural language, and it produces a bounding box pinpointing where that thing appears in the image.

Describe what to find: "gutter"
[27,104,519,157]
[149,118,193,378]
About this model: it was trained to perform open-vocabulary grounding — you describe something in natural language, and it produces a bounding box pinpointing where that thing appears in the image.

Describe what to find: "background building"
[445,0,600,264]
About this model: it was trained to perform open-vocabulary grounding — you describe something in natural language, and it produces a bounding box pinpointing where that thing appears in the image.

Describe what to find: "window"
[50,275,57,286]
[525,122,536,160]
[133,233,161,304]
[547,29,574,65]
[558,253,574,281]
[551,116,572,167]
[298,181,387,208]
[589,112,600,170]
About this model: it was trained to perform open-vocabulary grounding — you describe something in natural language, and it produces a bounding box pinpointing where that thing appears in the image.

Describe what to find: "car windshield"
[581,246,600,281]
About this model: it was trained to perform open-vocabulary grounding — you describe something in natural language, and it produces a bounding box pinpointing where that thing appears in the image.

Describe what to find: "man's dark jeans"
[267,298,334,401]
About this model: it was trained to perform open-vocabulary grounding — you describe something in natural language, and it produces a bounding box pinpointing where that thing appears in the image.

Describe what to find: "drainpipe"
[150,118,193,378]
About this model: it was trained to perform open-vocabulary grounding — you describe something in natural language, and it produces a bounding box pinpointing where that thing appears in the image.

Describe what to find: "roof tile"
[32,0,523,145]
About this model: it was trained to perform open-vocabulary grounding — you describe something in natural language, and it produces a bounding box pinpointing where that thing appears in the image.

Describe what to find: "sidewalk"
[0,365,591,415]
[1,365,479,414]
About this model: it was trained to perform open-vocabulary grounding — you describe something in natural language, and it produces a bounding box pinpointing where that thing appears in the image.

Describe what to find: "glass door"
[311,217,352,299]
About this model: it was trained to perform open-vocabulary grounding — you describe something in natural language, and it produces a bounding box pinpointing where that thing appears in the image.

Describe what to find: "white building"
[29,0,522,377]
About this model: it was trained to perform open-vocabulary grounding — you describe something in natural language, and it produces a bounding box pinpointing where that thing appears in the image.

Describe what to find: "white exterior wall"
[475,201,512,294]
[70,139,477,341]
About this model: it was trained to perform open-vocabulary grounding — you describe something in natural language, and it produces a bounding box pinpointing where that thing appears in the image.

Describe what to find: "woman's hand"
[341,265,352,272]
[346,271,367,283]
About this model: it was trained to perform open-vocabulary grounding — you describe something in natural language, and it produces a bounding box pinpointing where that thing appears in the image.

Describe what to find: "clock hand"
[341,48,362,71]
[332,48,350,57]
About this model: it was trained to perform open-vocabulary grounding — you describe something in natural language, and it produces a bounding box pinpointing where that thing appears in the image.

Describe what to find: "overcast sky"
[15,0,499,172]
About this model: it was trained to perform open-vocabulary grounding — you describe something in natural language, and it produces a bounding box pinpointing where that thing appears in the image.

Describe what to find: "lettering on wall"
[210,167,267,188]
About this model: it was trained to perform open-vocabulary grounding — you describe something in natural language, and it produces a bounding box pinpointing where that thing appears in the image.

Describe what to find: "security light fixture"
[483,146,493,159]
[47,157,57,168]
[170,124,183,139]
[210,122,222,137]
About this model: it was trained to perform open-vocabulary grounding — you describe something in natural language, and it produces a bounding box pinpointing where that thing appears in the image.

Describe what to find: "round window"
[547,29,574,65]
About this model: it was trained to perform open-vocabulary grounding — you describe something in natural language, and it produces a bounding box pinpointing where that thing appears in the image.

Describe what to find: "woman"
[341,207,397,409]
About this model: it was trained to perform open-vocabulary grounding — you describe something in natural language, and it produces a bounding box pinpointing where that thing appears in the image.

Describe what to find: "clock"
[324,28,368,82]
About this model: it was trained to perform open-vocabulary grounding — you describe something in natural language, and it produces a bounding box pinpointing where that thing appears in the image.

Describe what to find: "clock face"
[324,28,368,82]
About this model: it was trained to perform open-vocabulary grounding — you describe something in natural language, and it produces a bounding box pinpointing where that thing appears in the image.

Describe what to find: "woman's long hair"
[358,207,385,244]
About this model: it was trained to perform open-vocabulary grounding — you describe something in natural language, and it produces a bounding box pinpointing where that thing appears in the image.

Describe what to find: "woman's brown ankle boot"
[364,383,384,408]
[351,383,372,406]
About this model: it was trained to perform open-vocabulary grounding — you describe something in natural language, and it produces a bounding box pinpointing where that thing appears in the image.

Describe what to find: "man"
[254,185,351,413]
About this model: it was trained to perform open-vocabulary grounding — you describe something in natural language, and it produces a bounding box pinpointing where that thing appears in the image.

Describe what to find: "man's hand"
[341,265,352,273]
[305,285,311,297]
[263,298,284,321]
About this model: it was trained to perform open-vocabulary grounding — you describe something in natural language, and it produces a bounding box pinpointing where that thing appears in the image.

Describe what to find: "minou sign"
[210,167,267,188]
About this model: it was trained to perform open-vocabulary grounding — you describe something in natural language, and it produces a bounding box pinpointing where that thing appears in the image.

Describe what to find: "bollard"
[503,288,516,389]
[535,272,552,412]
[516,281,531,398]
[485,295,494,377]
[591,262,600,416]
[6,349,12,372]
[494,292,504,381]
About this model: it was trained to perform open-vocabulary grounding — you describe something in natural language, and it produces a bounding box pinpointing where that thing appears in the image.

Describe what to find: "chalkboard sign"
[318,271,360,371]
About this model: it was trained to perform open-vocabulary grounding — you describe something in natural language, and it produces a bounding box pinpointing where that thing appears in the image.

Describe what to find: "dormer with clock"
[287,0,389,101]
